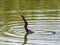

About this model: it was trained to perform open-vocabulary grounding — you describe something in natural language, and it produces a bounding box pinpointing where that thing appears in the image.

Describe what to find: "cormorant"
[21,15,55,34]
[21,15,34,34]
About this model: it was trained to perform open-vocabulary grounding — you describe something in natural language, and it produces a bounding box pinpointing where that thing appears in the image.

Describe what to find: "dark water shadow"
[22,32,29,45]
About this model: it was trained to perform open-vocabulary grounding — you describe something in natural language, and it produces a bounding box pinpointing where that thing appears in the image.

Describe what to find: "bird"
[21,15,34,34]
[21,15,56,34]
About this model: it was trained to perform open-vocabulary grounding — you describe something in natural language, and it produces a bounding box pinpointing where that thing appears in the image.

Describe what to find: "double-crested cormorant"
[21,15,34,34]
[21,15,56,34]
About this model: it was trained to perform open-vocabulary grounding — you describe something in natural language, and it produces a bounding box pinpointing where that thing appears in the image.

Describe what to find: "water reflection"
[22,33,29,45]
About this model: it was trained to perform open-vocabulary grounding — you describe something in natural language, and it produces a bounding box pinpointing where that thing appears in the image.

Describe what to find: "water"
[0,10,60,45]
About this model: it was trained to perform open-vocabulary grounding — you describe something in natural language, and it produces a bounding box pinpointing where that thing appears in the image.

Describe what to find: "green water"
[0,0,60,10]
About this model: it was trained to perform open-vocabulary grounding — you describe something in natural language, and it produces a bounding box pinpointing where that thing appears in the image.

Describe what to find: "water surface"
[0,10,60,45]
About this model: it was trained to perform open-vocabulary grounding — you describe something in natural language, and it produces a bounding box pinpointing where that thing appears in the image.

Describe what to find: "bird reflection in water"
[22,32,29,45]
[21,15,33,45]
[21,15,56,45]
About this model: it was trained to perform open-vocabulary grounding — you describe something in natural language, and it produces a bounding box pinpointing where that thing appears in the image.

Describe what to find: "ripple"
[0,10,60,45]
[0,42,21,45]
